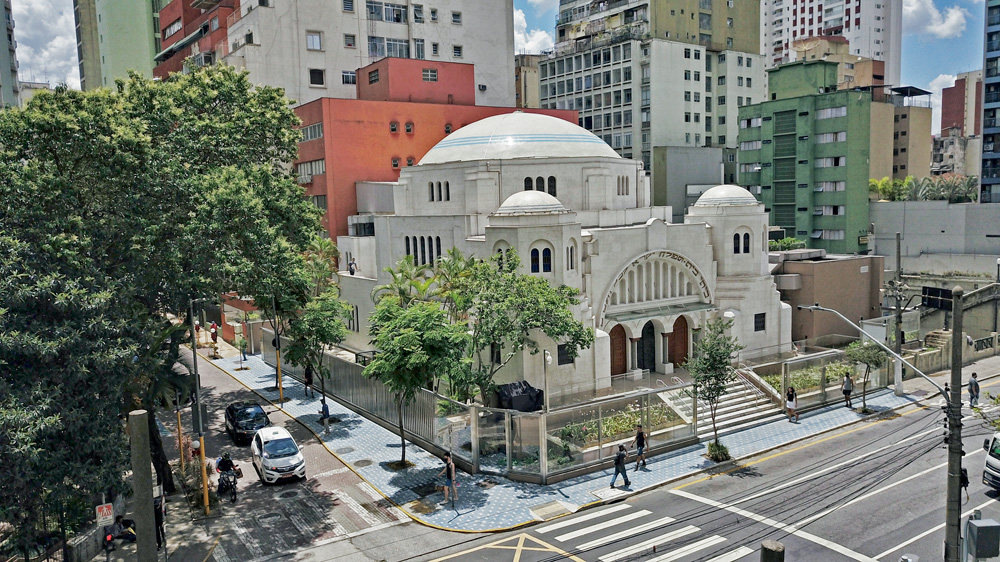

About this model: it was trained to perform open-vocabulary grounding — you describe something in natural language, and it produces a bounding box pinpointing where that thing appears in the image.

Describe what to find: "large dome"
[694,184,759,207]
[493,191,569,216]
[419,112,621,165]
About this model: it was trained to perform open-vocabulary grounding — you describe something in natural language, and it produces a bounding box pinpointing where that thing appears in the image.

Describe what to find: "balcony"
[989,40,1000,52]
[982,166,1000,179]
[986,118,998,129]
[990,15,1000,26]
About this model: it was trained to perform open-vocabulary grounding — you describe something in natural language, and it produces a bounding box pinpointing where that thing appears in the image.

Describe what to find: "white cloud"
[514,9,554,54]
[903,0,969,39]
[10,0,80,89]
[927,73,956,135]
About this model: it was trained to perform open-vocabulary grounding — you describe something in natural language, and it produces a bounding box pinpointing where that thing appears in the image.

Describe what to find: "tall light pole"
[543,349,552,412]
[994,258,1000,334]
[188,298,211,515]
[945,287,965,562]
[884,278,909,396]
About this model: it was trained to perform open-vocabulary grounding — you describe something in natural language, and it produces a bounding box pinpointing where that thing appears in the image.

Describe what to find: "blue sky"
[514,0,989,133]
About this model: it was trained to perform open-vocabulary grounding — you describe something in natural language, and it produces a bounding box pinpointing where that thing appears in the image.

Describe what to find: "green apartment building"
[74,0,160,90]
[737,60,893,254]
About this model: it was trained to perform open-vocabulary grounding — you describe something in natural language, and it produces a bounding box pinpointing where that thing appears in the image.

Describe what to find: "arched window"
[420,236,427,265]
[405,237,411,256]
[436,237,442,260]
[743,233,750,254]
[626,176,630,195]
[733,233,741,254]
[524,177,533,191]
[536,176,544,191]
[429,182,435,201]
[571,245,576,270]
[548,176,557,196]
[530,249,540,273]
[444,182,450,201]
[542,248,552,272]
[436,182,442,202]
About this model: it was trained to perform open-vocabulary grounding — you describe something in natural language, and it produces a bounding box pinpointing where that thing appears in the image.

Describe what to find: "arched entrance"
[639,322,656,371]
[668,316,689,367]
[610,325,627,376]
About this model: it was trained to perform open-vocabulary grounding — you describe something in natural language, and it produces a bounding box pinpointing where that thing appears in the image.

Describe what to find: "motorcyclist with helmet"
[217,452,237,495]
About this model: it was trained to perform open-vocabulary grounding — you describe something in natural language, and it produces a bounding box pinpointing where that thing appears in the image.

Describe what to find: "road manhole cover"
[354,459,373,467]
[336,447,355,454]
[411,482,439,498]
[255,512,284,526]
[276,490,300,499]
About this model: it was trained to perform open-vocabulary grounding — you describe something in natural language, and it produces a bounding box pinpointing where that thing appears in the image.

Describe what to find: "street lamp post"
[188,298,211,515]
[994,258,1000,334]
[543,350,552,412]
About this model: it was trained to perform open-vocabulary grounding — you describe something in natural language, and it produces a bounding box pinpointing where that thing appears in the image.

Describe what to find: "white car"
[251,427,306,484]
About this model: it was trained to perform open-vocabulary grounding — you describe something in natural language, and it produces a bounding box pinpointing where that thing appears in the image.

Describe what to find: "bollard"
[760,540,785,562]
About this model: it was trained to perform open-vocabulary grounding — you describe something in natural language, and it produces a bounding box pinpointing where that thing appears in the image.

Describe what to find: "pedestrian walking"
[304,364,315,398]
[629,424,647,471]
[240,338,248,361]
[194,320,201,345]
[842,373,854,408]
[961,467,970,501]
[438,452,458,504]
[785,386,799,422]
[348,258,357,276]
[610,444,630,488]
[319,398,330,435]
[969,372,981,408]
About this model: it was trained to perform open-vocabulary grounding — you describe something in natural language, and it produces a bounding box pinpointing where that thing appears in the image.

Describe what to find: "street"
[427,393,1000,561]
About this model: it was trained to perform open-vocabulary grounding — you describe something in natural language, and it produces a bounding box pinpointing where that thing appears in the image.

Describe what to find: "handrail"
[734,366,766,407]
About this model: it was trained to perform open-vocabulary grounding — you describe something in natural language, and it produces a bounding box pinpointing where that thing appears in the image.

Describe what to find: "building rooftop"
[694,184,759,207]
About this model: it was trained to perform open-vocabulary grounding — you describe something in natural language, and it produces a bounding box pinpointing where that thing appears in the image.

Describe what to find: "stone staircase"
[925,330,952,350]
[694,376,786,442]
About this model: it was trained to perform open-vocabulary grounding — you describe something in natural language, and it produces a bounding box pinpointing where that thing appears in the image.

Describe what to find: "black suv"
[225,402,271,444]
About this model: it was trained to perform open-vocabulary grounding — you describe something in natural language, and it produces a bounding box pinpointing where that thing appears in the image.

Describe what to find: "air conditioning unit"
[478,84,487,91]
[298,174,313,185]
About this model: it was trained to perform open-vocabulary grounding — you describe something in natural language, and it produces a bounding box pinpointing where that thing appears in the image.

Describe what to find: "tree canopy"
[844,341,886,411]
[685,316,744,457]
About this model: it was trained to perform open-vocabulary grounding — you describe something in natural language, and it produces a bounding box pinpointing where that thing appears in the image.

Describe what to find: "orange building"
[294,58,577,238]
[154,0,237,78]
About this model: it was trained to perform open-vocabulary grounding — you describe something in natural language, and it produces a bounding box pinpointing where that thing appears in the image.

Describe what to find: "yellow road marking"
[430,533,587,562]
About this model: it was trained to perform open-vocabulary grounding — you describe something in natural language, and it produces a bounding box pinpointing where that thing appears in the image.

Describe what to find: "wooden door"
[639,322,656,371]
[610,325,627,376]
[669,316,689,366]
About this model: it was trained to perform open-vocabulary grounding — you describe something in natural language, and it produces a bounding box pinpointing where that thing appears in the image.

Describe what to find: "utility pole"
[128,410,156,562]
[945,286,964,562]
[895,232,904,396]
[188,299,210,515]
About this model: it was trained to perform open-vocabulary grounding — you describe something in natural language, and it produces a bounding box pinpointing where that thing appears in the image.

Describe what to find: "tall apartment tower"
[1,0,19,107]
[760,0,902,87]
[219,0,515,107]
[515,54,542,108]
[74,0,161,90]
[538,0,763,180]
[941,70,982,136]
[982,0,1000,202]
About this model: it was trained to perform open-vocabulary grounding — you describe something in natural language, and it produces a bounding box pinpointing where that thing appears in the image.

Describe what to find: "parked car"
[251,427,306,484]
[225,402,271,444]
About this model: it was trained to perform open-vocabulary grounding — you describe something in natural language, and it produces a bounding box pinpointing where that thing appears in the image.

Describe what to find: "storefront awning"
[605,301,716,324]
[154,23,209,63]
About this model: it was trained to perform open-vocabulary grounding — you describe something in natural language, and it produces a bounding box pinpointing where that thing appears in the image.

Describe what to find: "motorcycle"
[216,459,242,503]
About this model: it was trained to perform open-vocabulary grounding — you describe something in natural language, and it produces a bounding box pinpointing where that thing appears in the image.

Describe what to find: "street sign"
[95,503,114,526]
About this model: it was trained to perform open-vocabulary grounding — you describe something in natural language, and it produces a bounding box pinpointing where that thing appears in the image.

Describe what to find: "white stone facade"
[222,0,514,107]
[337,112,792,400]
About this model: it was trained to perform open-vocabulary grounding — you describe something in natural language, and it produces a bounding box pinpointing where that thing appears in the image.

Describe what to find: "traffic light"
[104,533,116,552]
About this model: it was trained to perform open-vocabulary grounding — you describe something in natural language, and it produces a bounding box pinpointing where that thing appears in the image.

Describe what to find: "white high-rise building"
[761,0,902,87]
[222,0,515,107]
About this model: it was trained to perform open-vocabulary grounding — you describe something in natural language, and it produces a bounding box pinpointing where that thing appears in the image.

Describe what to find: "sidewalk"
[208,350,1000,533]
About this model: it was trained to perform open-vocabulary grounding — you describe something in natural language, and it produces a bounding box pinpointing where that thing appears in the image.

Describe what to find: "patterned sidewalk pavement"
[208,353,983,532]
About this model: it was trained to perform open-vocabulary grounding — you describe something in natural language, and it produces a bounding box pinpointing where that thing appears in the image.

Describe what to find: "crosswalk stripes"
[533,503,753,562]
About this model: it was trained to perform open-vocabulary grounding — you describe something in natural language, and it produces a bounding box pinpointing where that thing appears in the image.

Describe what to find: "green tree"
[303,236,341,297]
[458,251,595,404]
[371,255,437,307]
[285,286,352,397]
[432,247,478,322]
[844,341,886,412]
[768,237,806,251]
[684,316,745,461]
[364,297,468,465]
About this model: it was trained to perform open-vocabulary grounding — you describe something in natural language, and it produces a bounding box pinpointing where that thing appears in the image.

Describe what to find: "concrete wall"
[870,200,1000,261]
[651,146,723,221]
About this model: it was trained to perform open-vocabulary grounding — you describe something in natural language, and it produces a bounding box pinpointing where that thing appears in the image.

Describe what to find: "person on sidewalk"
[629,424,647,471]
[842,373,854,408]
[304,364,315,398]
[969,372,981,408]
[111,515,136,544]
[154,497,165,551]
[961,467,970,501]
[348,258,357,276]
[319,399,330,435]
[438,452,458,504]
[610,444,630,488]
[785,386,799,422]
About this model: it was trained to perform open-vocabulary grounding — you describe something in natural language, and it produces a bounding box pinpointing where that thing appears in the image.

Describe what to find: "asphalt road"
[425,395,1000,562]
[158,348,485,562]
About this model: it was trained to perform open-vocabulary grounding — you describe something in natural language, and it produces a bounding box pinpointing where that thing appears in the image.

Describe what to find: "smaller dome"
[694,184,759,207]
[493,191,568,216]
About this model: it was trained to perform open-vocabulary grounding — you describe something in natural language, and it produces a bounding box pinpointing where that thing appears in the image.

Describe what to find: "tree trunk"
[147,414,176,494]
[862,366,870,410]
[59,500,68,562]
[397,398,406,464]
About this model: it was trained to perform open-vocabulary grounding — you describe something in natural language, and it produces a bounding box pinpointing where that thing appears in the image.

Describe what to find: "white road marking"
[535,503,632,534]
[670,489,878,562]
[333,489,384,527]
[311,467,351,478]
[553,510,652,542]
[575,515,676,551]
[597,525,699,562]
[356,482,406,519]
[705,546,756,562]
[646,535,728,562]
[873,498,996,560]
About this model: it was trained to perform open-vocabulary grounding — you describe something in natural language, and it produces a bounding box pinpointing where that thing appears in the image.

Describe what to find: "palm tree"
[908,176,935,201]
[371,255,436,307]
[303,236,340,296]
[433,247,478,321]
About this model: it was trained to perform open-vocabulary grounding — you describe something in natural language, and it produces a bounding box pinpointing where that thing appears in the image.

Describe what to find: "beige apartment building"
[514,54,541,108]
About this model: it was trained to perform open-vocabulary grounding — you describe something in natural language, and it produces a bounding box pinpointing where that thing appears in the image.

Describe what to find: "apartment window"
[307,31,323,50]
[413,4,423,22]
[718,96,726,105]
[727,17,733,28]
[414,38,424,59]
[740,117,761,128]
[164,19,182,38]
[386,38,409,57]
[368,36,385,58]
[718,76,726,85]
[297,159,326,176]
[343,0,354,10]
[432,42,439,56]
[684,48,691,59]
[344,34,355,48]
[444,123,452,133]
[452,11,461,24]
[685,112,691,122]
[404,122,414,133]
[747,78,752,88]
[817,106,848,119]
[685,91,691,101]
[684,70,691,80]
[737,96,743,106]
[754,313,766,332]
[822,230,846,240]
[342,71,356,84]
[737,77,744,86]
[384,3,406,22]
[453,45,463,57]
[309,69,325,86]
[369,69,380,84]
[389,121,398,132]
[392,158,400,168]
[815,132,847,143]
[694,71,700,81]
[694,50,701,60]
[301,123,324,141]
[740,140,761,150]
[815,156,846,167]
[422,68,437,81]
[430,8,437,20]
[210,16,219,31]
[746,58,752,68]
